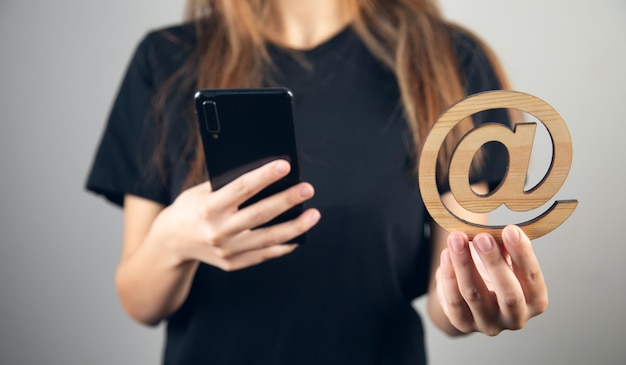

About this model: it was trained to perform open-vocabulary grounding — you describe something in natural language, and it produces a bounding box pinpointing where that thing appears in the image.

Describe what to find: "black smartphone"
[194,88,305,242]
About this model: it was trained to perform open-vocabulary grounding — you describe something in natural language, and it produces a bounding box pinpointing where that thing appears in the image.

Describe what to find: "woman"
[86,0,548,363]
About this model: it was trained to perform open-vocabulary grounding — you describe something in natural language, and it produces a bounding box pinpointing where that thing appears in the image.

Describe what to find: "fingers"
[198,208,320,271]
[437,247,475,333]
[209,208,320,259]
[176,159,319,272]
[472,233,527,330]
[207,243,300,272]
[211,160,292,211]
[220,182,315,236]
[440,226,548,335]
[502,225,549,317]
[443,233,498,333]
[195,174,319,270]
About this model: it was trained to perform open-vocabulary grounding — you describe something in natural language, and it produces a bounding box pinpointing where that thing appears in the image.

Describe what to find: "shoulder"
[447,24,505,93]
[140,22,196,54]
[131,22,197,86]
[448,25,490,70]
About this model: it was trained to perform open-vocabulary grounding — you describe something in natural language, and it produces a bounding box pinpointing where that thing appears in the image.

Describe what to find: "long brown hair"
[163,0,511,190]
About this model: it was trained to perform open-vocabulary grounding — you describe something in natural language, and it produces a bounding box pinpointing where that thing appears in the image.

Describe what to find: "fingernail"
[450,235,465,253]
[504,225,520,244]
[274,161,289,174]
[475,235,493,252]
[299,185,313,198]
[307,210,321,224]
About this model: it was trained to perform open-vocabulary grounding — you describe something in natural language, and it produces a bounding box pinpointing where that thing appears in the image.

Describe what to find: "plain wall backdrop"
[1,0,624,364]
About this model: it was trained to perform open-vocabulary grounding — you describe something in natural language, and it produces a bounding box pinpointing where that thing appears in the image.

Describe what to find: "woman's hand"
[434,225,548,336]
[147,159,320,272]
[116,159,319,324]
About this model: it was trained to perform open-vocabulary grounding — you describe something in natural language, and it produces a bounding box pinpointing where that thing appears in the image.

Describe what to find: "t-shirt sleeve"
[455,31,511,192]
[85,34,170,207]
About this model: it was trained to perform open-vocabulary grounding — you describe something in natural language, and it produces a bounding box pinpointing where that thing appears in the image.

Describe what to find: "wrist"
[142,208,196,269]
[144,232,196,272]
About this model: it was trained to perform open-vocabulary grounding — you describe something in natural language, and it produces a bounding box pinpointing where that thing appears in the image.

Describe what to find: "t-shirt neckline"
[268,25,354,59]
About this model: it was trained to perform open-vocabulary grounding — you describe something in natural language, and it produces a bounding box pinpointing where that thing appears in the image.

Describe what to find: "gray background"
[1,0,624,364]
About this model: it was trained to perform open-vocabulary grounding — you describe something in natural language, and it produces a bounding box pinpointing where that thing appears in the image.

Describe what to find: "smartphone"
[194,88,305,242]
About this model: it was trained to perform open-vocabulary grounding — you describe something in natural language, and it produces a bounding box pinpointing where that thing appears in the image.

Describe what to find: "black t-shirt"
[86,23,508,365]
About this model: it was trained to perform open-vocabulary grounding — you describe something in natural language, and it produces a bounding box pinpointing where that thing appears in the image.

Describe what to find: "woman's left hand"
[435,225,548,336]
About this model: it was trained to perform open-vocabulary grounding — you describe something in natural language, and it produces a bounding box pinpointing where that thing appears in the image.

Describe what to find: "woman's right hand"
[146,159,320,271]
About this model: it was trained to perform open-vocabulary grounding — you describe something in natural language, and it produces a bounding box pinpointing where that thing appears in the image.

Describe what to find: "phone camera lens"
[202,101,220,133]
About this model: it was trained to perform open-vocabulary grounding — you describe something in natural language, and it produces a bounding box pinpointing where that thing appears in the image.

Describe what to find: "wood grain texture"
[418,90,577,242]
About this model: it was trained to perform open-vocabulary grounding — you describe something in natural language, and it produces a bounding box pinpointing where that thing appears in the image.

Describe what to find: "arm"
[115,160,320,326]
[426,183,548,336]
[116,195,199,326]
